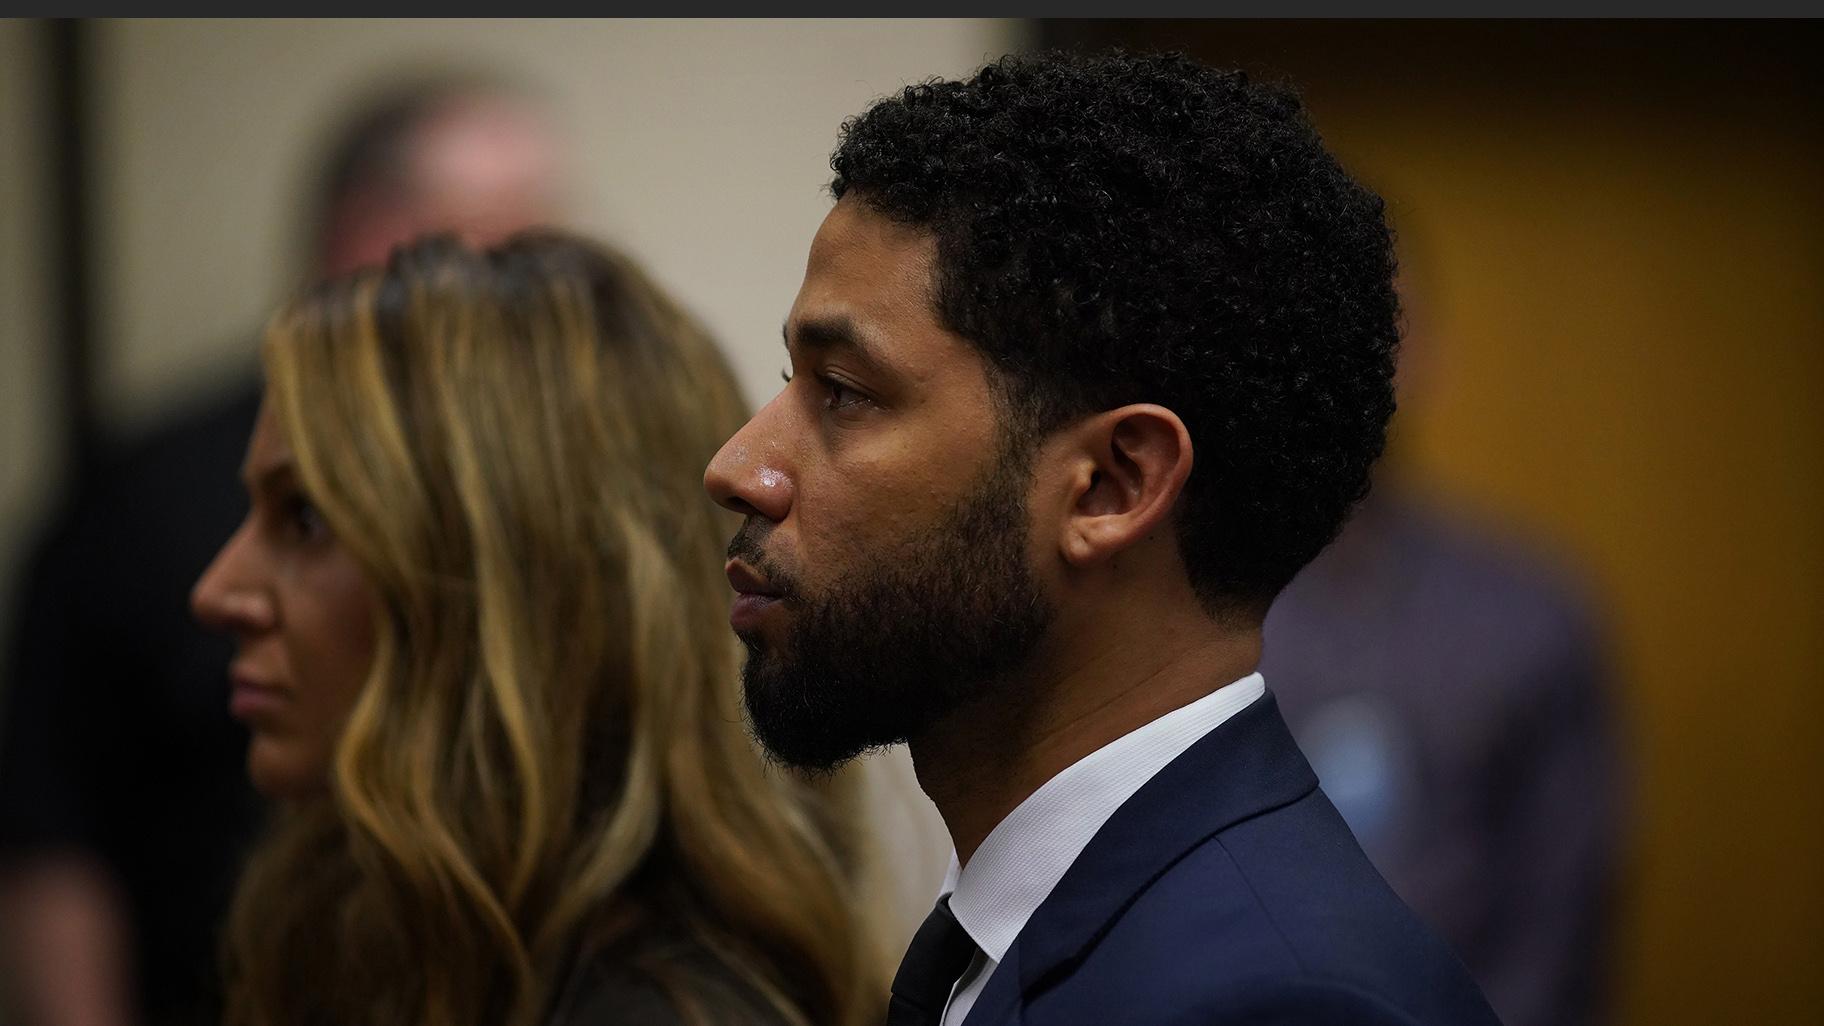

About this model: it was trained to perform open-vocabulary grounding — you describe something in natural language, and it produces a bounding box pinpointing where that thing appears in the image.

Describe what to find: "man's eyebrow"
[782,316,891,374]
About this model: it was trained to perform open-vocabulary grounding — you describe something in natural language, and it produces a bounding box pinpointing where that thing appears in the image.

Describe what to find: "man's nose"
[705,401,794,524]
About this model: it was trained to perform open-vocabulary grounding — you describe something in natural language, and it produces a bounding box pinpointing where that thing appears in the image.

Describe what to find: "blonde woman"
[191,233,879,1026]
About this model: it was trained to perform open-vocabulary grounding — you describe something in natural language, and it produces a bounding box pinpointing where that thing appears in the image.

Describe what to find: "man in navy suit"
[705,50,1502,1025]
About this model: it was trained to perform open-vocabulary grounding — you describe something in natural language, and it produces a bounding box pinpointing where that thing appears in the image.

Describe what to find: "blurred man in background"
[0,74,563,1026]
[1261,248,1628,1026]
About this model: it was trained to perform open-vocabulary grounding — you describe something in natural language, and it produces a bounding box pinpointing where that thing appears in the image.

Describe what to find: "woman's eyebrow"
[240,460,297,496]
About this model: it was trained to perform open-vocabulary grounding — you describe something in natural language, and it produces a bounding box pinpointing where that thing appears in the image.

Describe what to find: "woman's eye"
[286,496,328,542]
[780,367,794,384]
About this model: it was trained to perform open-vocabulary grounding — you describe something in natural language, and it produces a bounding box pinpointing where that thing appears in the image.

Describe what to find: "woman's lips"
[228,670,288,722]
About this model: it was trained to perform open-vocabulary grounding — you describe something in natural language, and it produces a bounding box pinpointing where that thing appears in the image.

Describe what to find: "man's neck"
[909,609,1261,867]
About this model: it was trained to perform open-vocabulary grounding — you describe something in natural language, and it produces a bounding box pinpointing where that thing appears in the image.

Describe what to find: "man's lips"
[725,560,784,632]
[725,560,781,598]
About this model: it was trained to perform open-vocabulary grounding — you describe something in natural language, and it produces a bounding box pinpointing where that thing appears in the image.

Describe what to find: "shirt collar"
[941,672,1266,962]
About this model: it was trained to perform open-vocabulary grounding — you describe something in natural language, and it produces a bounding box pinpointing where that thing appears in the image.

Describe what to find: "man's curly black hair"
[829,49,1400,617]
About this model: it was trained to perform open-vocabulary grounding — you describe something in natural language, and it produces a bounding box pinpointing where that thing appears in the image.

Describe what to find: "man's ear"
[1056,404,1193,567]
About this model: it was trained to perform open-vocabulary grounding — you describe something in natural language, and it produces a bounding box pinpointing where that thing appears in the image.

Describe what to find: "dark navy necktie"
[886,896,980,1026]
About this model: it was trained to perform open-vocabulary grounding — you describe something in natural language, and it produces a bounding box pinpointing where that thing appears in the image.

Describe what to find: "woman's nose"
[191,522,276,634]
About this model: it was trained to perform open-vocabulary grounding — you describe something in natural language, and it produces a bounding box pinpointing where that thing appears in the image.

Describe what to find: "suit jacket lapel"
[1005,690,1319,998]
[958,938,1024,1026]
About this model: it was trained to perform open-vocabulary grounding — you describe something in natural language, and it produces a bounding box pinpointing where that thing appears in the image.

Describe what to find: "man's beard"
[730,455,1054,773]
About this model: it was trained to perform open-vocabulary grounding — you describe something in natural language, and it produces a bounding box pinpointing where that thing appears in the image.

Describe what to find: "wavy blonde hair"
[226,233,880,1026]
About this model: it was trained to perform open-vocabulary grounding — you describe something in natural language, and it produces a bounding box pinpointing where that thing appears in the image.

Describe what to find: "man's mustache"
[727,518,800,600]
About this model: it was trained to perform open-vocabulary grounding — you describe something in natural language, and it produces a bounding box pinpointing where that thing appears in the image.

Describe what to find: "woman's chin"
[246,734,327,800]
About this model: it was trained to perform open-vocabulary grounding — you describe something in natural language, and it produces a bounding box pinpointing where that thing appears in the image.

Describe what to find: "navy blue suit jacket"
[958,692,1502,1025]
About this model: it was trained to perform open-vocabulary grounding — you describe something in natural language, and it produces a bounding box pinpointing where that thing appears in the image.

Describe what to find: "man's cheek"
[794,511,868,572]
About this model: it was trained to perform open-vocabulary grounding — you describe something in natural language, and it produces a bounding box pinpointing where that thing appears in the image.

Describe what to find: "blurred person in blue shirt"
[1262,244,1628,1026]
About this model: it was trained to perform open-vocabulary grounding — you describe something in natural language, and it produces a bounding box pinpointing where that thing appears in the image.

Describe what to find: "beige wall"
[92,19,1022,427]
[0,20,57,711]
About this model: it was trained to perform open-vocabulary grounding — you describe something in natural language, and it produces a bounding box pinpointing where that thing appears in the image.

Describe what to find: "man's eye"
[823,378,867,411]
[780,367,794,384]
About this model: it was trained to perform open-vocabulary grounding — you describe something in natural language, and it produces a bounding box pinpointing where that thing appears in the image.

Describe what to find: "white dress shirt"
[937,672,1267,1026]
